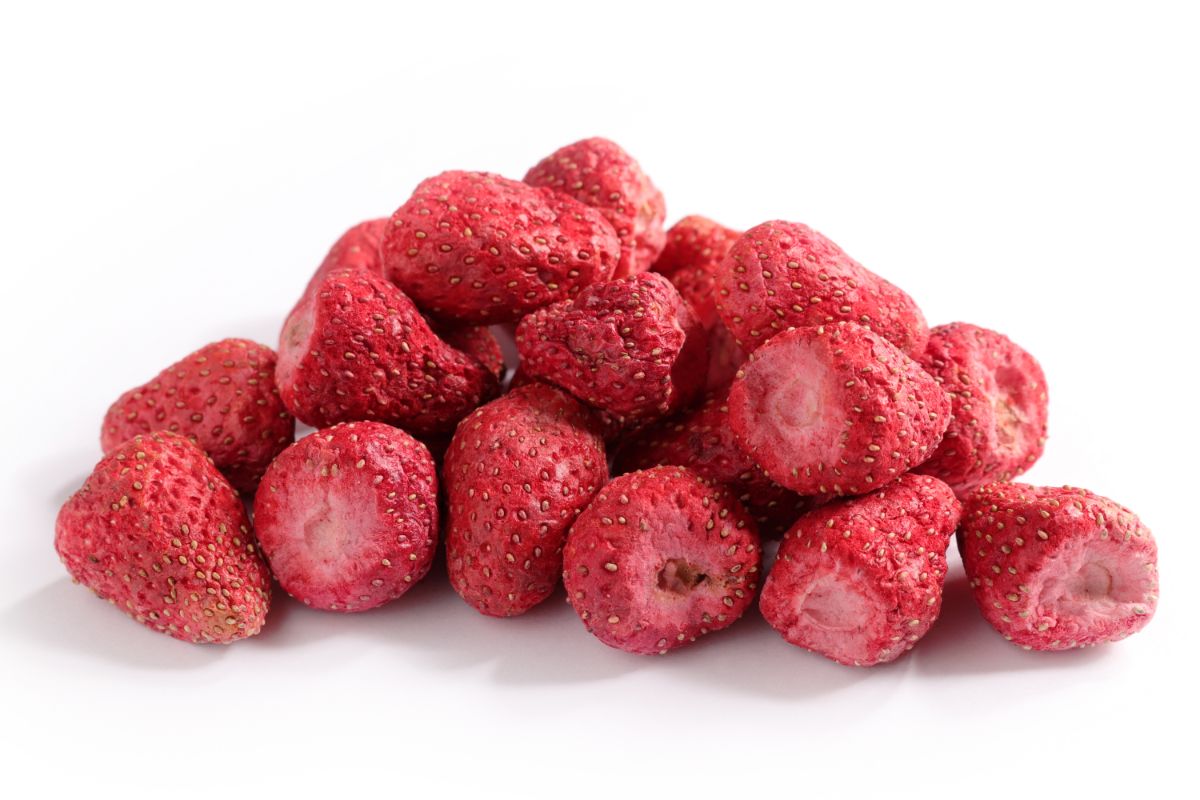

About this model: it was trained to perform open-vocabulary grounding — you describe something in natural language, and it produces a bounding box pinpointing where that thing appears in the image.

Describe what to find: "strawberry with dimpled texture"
[760,473,961,666]
[55,432,272,643]
[525,137,666,278]
[277,268,498,436]
[917,323,1048,496]
[382,171,620,324]
[445,383,608,617]
[515,272,708,425]
[729,322,950,497]
[563,466,761,655]
[253,422,438,612]
[959,482,1157,650]
[715,220,929,357]
[101,338,294,494]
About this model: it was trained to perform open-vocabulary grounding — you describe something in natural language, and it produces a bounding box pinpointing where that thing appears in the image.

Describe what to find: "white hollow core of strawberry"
[267,476,382,588]
[782,560,886,664]
[739,337,841,465]
[1033,536,1156,638]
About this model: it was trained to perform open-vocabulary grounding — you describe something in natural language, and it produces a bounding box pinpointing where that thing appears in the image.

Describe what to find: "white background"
[2,2,1198,797]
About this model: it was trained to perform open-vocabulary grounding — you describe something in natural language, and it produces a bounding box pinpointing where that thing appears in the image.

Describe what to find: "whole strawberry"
[960,482,1158,650]
[728,322,950,496]
[55,432,272,643]
[381,171,620,323]
[917,323,1048,496]
[276,268,499,435]
[715,220,929,357]
[515,272,708,424]
[101,338,295,494]
[525,137,666,278]
[254,422,438,612]
[563,466,761,655]
[760,473,961,666]
[652,215,742,329]
[616,392,807,537]
[445,383,608,617]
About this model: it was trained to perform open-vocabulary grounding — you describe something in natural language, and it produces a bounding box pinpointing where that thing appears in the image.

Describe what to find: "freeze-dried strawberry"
[525,137,666,277]
[381,171,620,323]
[254,422,438,612]
[729,323,949,496]
[276,268,498,435]
[760,473,961,666]
[960,482,1158,650]
[445,383,608,617]
[917,323,1048,496]
[515,272,708,423]
[563,466,761,655]
[55,432,272,643]
[715,220,928,357]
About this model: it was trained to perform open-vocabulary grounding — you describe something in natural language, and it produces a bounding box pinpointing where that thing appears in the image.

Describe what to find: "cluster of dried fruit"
[56,138,1158,664]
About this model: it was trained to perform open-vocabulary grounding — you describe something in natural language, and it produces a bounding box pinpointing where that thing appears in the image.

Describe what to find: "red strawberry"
[381,171,620,323]
[729,322,950,496]
[653,215,742,328]
[101,338,294,494]
[960,482,1158,650]
[917,323,1048,496]
[445,383,608,617]
[563,466,761,655]
[525,137,666,278]
[253,421,438,612]
[55,432,272,643]
[615,393,807,537]
[515,272,708,424]
[760,473,961,666]
[437,324,506,382]
[715,220,929,357]
[297,217,388,304]
[276,268,499,435]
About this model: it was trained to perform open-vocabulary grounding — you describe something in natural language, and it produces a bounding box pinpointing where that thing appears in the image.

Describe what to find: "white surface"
[2,2,1198,796]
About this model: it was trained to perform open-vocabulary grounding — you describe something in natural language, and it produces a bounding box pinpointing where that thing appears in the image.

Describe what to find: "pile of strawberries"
[56,138,1159,664]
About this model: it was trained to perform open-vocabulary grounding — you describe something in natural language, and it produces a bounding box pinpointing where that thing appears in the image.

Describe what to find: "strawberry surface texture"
[525,137,666,278]
[56,432,272,643]
[382,170,621,323]
[445,383,608,616]
[563,466,761,655]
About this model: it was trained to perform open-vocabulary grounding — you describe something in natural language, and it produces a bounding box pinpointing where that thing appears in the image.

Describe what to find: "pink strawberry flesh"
[254,421,438,612]
[734,331,843,468]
